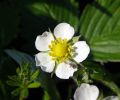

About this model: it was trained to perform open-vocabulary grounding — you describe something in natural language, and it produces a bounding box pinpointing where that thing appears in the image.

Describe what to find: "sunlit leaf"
[28,82,41,88]
[43,91,50,100]
[79,0,120,62]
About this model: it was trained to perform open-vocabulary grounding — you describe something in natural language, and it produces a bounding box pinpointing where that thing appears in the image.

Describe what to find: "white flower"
[103,96,118,100]
[35,23,90,79]
[74,83,99,100]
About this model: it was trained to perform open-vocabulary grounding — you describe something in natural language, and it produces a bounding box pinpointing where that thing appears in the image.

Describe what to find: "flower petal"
[55,61,77,79]
[103,96,118,100]
[35,31,54,51]
[54,23,74,40]
[73,41,90,63]
[90,85,99,100]
[74,83,99,100]
[35,52,55,73]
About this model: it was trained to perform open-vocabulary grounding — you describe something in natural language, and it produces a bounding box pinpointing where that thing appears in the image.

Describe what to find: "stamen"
[48,38,73,63]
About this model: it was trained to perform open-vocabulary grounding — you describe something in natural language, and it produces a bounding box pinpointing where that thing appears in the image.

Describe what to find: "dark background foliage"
[0,0,120,100]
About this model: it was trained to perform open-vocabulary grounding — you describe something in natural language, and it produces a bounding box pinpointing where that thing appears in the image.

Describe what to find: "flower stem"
[71,59,85,69]
[19,92,23,100]
[51,62,57,78]
[79,63,85,68]
[72,76,79,86]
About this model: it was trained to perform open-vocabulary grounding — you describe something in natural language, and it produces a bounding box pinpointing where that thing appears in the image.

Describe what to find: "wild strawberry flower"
[74,83,118,100]
[35,23,90,79]
[74,83,99,100]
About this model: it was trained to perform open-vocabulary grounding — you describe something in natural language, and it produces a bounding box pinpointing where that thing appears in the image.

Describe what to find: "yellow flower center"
[49,38,73,63]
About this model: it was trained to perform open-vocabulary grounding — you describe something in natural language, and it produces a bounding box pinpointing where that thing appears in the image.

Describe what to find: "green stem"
[72,77,79,86]
[19,92,23,100]
[71,59,85,69]
[71,61,87,85]
[79,63,85,68]
[51,62,57,78]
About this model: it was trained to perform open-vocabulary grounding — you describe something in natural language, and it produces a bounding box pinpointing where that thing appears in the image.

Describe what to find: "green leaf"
[11,88,20,96]
[21,88,29,98]
[83,61,106,80]
[28,82,40,88]
[43,91,50,100]
[71,36,81,43]
[79,0,120,62]
[6,80,20,87]
[6,50,61,100]
[28,0,79,31]
[30,69,40,81]
[5,49,35,67]
[8,75,19,82]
